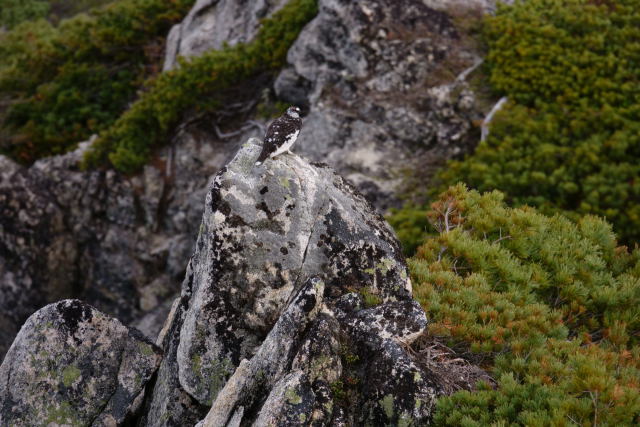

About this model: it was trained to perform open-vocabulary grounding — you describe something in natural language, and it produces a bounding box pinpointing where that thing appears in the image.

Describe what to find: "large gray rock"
[163,0,290,71]
[143,139,439,425]
[276,0,503,210]
[0,299,161,426]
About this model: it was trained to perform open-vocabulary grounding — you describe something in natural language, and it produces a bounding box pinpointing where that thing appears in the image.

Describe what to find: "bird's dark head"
[286,106,301,119]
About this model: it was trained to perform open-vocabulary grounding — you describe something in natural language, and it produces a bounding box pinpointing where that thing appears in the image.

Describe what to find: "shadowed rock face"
[143,139,438,426]
[0,127,249,360]
[0,299,162,426]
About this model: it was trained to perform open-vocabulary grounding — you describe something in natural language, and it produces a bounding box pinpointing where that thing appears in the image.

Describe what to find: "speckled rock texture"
[163,0,290,71]
[0,0,271,360]
[0,299,161,426]
[143,139,439,425]
[0,0,505,363]
[0,126,251,360]
[276,0,505,209]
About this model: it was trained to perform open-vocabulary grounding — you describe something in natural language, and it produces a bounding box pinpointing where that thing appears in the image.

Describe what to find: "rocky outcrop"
[0,127,250,360]
[0,299,161,426]
[0,137,490,425]
[166,0,502,209]
[0,0,505,361]
[163,0,290,71]
[274,0,503,209]
[142,139,438,425]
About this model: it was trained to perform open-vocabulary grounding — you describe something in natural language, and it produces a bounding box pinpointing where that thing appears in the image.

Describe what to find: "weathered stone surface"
[0,299,161,426]
[0,0,505,360]
[146,139,436,425]
[277,0,503,209]
[334,297,439,423]
[163,0,290,71]
[201,277,325,426]
[0,126,250,360]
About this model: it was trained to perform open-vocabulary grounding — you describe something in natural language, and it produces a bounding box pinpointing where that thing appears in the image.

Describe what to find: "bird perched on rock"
[255,106,302,165]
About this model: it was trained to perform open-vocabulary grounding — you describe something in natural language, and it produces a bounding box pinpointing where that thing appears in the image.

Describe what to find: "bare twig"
[455,58,484,84]
[493,233,512,245]
[481,96,508,142]
[246,120,266,135]
[444,203,452,231]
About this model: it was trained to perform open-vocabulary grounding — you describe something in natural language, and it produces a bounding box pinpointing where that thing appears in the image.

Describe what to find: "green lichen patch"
[61,365,81,387]
[279,176,292,189]
[380,394,395,419]
[359,287,382,308]
[45,401,82,426]
[190,354,236,406]
[285,386,302,405]
[377,258,396,275]
[138,341,155,357]
[364,257,397,277]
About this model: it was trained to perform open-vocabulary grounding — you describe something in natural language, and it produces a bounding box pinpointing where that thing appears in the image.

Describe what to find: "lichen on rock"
[277,0,500,209]
[0,299,162,426]
[144,138,439,425]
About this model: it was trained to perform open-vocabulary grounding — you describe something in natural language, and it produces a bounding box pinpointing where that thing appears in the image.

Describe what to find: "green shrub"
[0,0,194,163]
[0,0,116,28]
[409,185,640,425]
[47,1,117,22]
[429,0,640,244]
[82,0,318,173]
[0,0,49,29]
[387,205,433,256]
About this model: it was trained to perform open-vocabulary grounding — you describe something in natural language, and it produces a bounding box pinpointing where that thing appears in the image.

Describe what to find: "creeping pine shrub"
[82,0,318,173]
[0,0,49,29]
[430,0,640,244]
[0,0,194,163]
[0,0,116,28]
[410,185,640,426]
[387,205,433,256]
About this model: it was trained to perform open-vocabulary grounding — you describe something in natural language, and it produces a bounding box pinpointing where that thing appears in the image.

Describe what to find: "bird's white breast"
[270,130,299,158]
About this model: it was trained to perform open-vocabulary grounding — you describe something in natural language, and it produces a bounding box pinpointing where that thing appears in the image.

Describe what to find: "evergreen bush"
[82,0,318,173]
[0,0,50,29]
[392,0,640,250]
[409,185,640,425]
[428,0,640,244]
[0,0,194,163]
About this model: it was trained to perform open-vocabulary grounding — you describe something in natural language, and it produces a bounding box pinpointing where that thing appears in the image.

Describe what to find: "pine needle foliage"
[387,204,434,256]
[82,0,318,173]
[0,0,194,163]
[432,0,640,244]
[0,0,116,29]
[410,185,640,425]
[0,0,49,29]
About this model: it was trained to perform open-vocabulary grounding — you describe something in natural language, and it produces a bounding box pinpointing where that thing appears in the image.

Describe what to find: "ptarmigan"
[255,106,302,165]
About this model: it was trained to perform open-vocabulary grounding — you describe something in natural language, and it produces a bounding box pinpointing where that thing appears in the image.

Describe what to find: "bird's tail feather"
[255,147,269,166]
